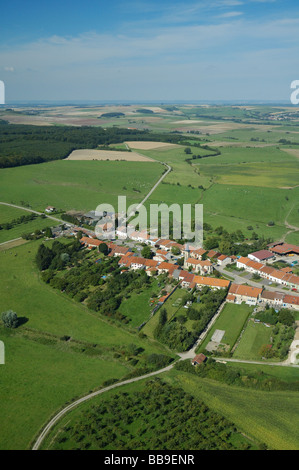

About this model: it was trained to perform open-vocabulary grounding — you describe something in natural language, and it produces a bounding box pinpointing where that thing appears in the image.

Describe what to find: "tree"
[141,246,152,259]
[45,227,53,238]
[36,244,54,271]
[99,243,109,255]
[2,310,18,329]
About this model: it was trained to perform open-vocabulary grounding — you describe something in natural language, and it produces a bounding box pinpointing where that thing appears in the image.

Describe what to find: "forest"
[0,122,197,168]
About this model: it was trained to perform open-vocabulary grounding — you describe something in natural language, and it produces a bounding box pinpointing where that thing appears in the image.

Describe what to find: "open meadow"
[0,160,163,213]
[0,240,173,449]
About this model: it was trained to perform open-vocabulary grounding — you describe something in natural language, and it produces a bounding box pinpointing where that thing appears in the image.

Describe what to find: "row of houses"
[80,236,299,311]
[227,283,299,311]
[237,256,299,290]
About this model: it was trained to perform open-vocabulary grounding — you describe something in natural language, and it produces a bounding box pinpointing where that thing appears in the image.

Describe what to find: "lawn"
[117,278,161,328]
[198,302,253,353]
[142,287,183,339]
[233,320,273,361]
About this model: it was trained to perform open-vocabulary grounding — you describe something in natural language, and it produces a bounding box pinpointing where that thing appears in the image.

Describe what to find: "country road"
[0,202,67,225]
[32,363,175,450]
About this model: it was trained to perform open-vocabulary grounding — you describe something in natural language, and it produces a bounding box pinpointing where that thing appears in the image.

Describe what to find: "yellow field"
[66,149,155,162]
[125,141,180,150]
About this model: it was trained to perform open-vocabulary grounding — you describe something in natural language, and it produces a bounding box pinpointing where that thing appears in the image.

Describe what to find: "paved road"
[217,265,295,295]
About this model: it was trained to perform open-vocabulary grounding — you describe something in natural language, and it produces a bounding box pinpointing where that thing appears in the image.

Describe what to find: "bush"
[2,310,19,329]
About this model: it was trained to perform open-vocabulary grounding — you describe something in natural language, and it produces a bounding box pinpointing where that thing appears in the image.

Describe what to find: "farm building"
[269,243,299,256]
[248,250,274,262]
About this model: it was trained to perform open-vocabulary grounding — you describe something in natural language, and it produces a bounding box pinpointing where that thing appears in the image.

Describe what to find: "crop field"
[0,160,163,213]
[67,148,154,162]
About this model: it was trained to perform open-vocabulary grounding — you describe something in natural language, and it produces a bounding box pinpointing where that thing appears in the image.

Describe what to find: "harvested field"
[66,149,155,162]
[125,141,180,150]
[282,148,299,160]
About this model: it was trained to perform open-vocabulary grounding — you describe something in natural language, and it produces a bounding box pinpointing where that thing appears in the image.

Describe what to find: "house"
[178,270,195,288]
[236,257,250,269]
[185,258,213,275]
[245,259,264,274]
[260,291,284,308]
[248,250,275,263]
[227,283,263,305]
[80,237,105,249]
[283,294,299,311]
[206,250,221,260]
[191,354,207,366]
[157,262,178,276]
[189,248,208,260]
[153,253,168,263]
[108,246,131,257]
[155,239,173,251]
[193,276,230,290]
[259,265,275,280]
[217,255,232,266]
[45,206,55,213]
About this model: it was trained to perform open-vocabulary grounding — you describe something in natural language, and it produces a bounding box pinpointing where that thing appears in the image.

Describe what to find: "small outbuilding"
[191,353,207,366]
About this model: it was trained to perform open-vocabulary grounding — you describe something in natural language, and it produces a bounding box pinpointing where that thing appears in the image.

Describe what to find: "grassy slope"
[166,369,299,450]
[0,160,163,212]
[0,240,173,449]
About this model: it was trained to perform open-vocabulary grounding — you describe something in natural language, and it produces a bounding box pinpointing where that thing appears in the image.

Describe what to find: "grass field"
[198,302,253,353]
[233,320,273,361]
[0,204,55,243]
[166,369,299,450]
[0,160,163,213]
[0,239,174,449]
[117,278,161,328]
[0,329,129,450]
[142,288,183,339]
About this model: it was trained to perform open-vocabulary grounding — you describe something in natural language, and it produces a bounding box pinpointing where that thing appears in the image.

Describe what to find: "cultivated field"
[66,149,155,162]
[125,141,180,150]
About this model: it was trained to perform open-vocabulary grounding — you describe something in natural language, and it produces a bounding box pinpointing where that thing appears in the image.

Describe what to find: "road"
[217,265,295,295]
[0,202,67,225]
[32,363,175,450]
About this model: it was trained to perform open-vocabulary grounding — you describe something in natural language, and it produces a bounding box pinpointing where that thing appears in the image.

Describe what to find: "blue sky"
[1,0,299,101]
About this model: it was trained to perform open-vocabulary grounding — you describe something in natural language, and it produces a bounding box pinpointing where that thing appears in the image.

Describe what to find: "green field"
[233,320,273,361]
[0,240,174,449]
[166,369,299,450]
[0,160,163,213]
[40,366,299,451]
[0,205,55,243]
[199,302,253,353]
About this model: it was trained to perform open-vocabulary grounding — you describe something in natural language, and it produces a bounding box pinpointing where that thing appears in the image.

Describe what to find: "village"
[76,225,299,313]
